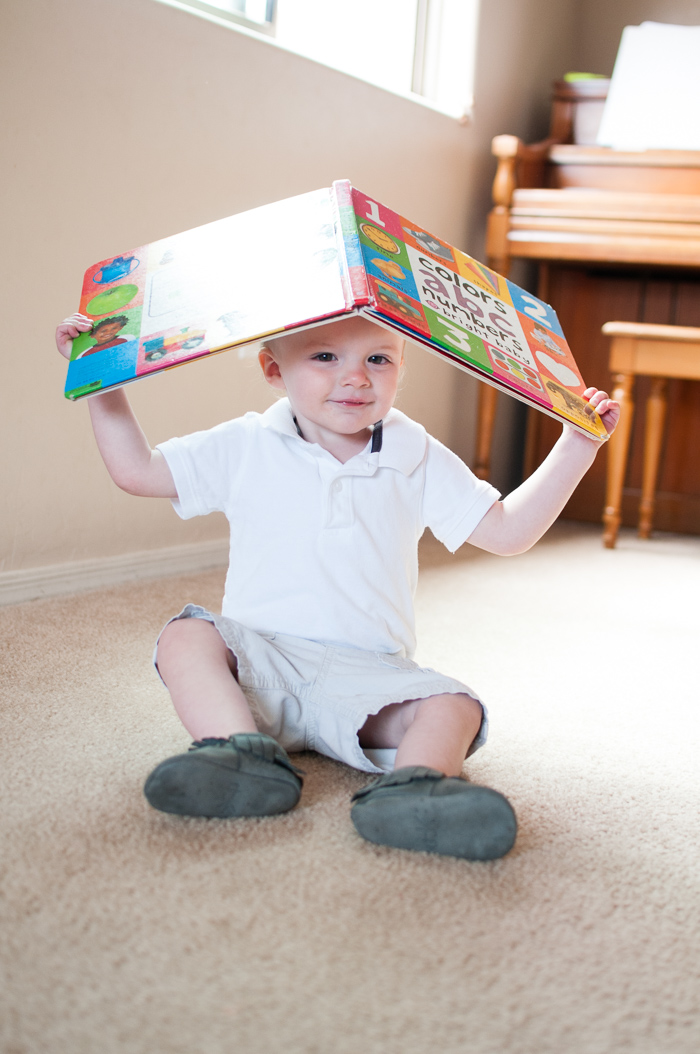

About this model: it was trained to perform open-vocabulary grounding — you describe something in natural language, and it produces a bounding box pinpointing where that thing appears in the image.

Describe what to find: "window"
[157,0,479,120]
[180,0,276,35]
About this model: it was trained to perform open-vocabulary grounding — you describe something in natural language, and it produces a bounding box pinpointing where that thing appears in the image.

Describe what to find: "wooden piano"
[482,79,700,535]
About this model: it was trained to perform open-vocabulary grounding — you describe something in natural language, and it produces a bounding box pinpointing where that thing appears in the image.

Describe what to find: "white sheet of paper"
[596,22,700,151]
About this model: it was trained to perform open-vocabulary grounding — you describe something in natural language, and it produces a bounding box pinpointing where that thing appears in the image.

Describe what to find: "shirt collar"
[376,408,427,475]
[260,397,300,439]
[259,399,426,476]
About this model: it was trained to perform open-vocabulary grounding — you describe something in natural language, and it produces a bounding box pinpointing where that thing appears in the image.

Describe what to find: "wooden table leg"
[639,377,668,539]
[603,370,635,548]
[474,384,498,480]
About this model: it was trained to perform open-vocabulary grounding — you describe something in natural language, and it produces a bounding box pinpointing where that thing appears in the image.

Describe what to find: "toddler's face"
[259,316,404,443]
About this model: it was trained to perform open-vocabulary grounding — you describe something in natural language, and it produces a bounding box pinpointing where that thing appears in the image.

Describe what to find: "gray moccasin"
[350,766,516,860]
[144,732,303,818]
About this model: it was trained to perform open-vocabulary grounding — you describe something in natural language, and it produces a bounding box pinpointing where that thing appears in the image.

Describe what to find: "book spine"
[332,179,370,308]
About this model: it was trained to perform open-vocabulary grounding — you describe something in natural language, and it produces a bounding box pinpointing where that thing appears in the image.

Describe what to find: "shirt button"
[332,480,343,493]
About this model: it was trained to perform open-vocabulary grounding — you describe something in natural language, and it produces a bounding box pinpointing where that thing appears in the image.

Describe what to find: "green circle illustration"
[87,284,138,315]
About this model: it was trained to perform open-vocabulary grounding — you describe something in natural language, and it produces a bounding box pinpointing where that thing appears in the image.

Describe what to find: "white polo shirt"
[158,399,499,658]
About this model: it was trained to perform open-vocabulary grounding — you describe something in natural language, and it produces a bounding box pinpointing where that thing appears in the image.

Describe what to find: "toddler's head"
[259,315,404,450]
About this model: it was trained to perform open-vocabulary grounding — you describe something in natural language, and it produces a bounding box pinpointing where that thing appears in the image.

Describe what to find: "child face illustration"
[93,320,125,345]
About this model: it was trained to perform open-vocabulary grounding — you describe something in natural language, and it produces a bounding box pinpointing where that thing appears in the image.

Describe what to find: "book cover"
[347,185,608,440]
[65,180,607,441]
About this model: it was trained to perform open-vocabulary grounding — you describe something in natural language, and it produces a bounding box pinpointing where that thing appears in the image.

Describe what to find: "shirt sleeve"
[157,418,245,520]
[422,435,500,552]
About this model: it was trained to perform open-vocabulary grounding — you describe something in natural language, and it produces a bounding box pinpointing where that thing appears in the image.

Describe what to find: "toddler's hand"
[56,313,93,360]
[582,387,620,436]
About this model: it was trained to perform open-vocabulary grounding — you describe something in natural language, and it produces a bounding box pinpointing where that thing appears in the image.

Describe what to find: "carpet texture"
[1,523,699,1054]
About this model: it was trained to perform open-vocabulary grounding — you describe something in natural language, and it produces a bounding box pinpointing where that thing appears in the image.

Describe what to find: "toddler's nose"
[341,364,370,386]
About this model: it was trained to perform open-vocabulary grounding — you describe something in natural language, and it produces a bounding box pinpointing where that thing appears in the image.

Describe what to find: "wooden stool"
[602,321,700,548]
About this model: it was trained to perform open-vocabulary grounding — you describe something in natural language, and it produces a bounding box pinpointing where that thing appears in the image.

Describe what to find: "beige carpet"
[2,522,699,1054]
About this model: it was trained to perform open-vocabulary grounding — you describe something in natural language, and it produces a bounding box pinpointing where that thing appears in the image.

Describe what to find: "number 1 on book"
[364,199,386,228]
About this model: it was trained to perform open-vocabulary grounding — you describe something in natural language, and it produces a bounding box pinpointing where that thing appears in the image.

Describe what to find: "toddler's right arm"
[56,314,177,499]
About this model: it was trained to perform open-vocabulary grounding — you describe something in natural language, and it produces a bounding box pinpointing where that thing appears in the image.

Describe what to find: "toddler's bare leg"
[146,619,301,819]
[360,692,483,775]
[156,618,257,740]
[354,693,516,860]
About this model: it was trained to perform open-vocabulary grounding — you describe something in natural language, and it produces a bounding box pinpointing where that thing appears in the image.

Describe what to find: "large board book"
[65,180,608,441]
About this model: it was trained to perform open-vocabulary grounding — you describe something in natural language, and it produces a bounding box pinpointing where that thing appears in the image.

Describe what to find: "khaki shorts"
[154,604,488,774]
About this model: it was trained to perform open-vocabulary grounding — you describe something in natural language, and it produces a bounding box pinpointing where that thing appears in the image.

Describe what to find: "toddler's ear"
[258,348,286,390]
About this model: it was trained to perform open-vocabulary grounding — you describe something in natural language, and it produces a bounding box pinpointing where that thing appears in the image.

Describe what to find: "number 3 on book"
[432,316,476,355]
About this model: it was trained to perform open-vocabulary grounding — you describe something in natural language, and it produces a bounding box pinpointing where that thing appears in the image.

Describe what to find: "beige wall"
[574,0,700,75]
[1,0,578,576]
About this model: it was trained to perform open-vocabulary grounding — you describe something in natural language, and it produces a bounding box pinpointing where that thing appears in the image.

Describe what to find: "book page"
[66,188,349,399]
[350,187,608,441]
[141,190,347,347]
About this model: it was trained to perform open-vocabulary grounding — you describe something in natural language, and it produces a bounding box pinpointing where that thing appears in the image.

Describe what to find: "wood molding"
[0,539,229,607]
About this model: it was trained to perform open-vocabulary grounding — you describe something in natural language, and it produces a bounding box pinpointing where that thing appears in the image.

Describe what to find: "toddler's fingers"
[56,315,93,359]
[60,314,93,331]
[598,400,621,435]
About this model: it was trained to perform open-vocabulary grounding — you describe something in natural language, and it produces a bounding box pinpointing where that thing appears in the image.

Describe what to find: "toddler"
[56,312,619,860]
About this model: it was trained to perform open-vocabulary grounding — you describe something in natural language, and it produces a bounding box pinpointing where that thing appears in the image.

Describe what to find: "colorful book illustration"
[65,180,608,441]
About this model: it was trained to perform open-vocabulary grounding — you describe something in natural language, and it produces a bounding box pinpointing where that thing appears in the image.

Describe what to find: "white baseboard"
[0,539,229,607]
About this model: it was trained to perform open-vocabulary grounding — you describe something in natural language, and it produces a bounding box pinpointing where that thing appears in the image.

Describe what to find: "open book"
[65,180,608,441]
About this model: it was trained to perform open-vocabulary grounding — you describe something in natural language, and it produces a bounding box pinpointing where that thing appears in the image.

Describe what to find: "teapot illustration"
[93,256,140,284]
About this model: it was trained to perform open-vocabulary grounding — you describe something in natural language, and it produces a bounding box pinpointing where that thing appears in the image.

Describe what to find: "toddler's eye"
[368,354,390,365]
[312,352,336,362]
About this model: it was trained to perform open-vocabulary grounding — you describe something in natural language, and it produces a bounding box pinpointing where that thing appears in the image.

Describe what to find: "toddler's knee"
[456,692,484,721]
[157,616,214,664]
[453,694,485,736]
[415,692,484,739]
[419,691,481,718]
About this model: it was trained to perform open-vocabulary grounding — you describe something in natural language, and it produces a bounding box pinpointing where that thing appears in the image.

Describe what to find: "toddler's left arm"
[468,387,619,556]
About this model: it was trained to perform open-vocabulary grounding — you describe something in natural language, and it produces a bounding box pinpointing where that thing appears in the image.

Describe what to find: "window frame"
[175,0,277,35]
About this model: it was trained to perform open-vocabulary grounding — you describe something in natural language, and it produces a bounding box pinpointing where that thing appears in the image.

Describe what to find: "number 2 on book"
[364,199,386,228]
[519,294,551,327]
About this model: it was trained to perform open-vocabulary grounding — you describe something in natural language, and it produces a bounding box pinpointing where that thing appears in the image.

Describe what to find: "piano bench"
[601,321,700,548]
